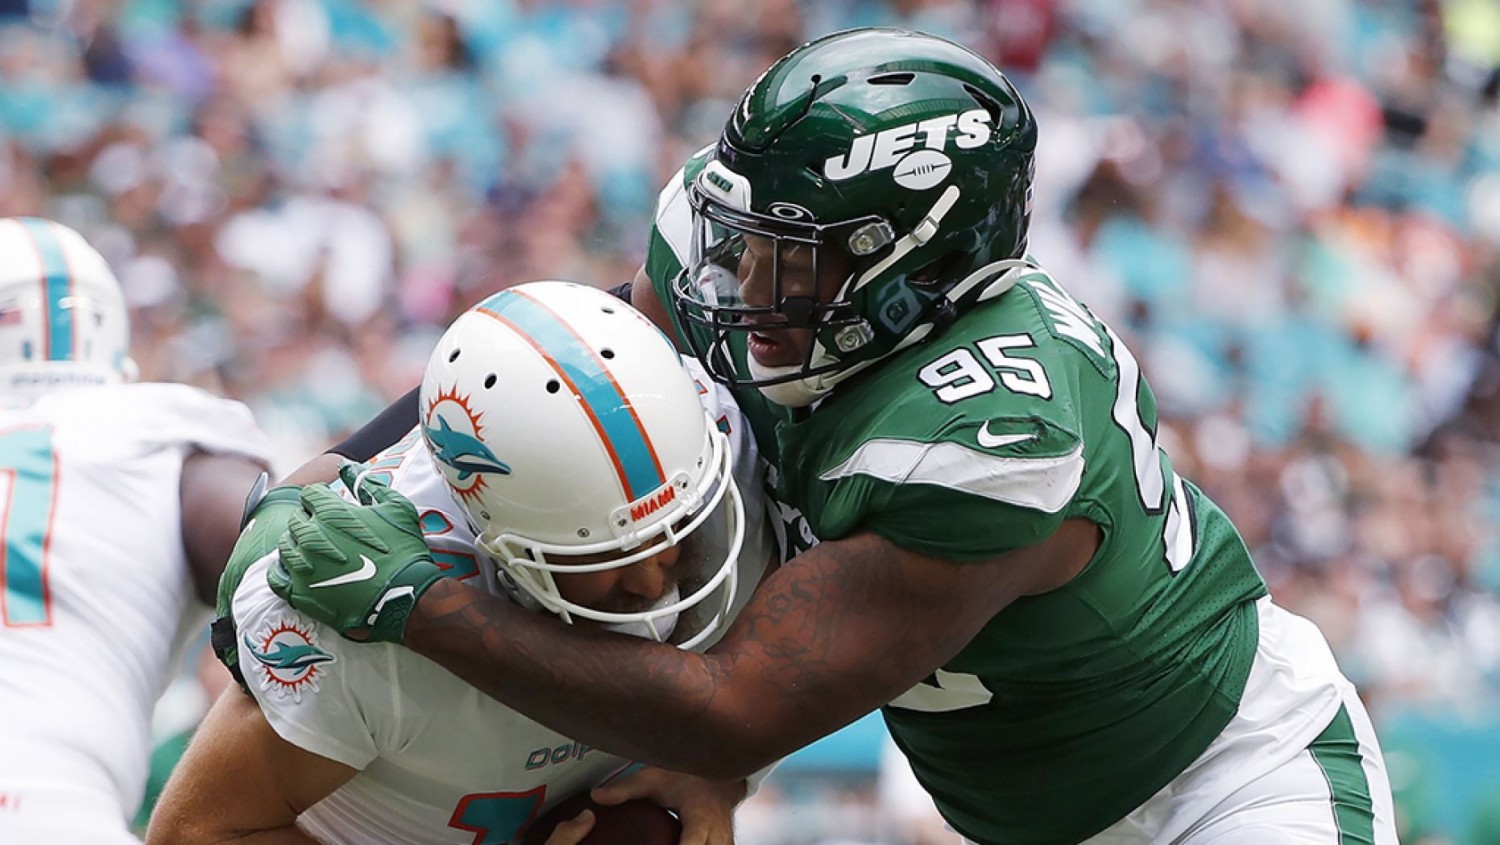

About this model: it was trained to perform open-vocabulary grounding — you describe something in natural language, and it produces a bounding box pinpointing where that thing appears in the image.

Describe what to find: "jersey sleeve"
[118,383,272,462]
[231,433,492,770]
[815,413,1086,561]
[231,555,386,769]
[39,382,273,468]
[645,150,712,348]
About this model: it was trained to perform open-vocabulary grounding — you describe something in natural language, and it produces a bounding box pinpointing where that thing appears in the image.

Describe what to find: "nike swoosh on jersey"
[309,554,378,588]
[976,424,1037,449]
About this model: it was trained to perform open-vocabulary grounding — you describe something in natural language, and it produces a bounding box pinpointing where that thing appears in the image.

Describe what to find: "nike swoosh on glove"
[269,470,445,644]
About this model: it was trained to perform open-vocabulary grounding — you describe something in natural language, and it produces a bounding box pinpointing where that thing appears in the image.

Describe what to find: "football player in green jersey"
[266,28,1397,845]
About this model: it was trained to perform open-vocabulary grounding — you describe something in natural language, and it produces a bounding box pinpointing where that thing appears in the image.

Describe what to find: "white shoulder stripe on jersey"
[655,160,700,268]
[819,438,1084,513]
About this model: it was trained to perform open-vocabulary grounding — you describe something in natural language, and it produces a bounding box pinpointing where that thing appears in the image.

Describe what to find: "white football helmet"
[0,217,136,401]
[420,281,744,649]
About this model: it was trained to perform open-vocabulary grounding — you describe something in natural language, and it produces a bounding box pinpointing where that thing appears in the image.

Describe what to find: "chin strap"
[850,185,963,293]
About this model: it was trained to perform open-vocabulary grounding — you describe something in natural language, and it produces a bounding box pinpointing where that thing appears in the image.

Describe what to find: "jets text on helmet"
[823,108,992,182]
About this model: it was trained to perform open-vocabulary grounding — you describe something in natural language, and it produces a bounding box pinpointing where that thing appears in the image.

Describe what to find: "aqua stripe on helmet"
[18,218,73,362]
[478,289,665,501]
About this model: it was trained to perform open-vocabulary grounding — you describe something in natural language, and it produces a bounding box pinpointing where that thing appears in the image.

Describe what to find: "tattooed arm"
[404,521,1098,779]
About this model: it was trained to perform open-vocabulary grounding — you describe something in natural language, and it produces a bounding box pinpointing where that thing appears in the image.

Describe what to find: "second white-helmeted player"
[150,281,774,844]
[0,217,273,844]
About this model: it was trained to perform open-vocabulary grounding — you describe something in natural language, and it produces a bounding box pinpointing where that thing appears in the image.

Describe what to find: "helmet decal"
[477,288,666,502]
[768,203,813,221]
[17,217,77,361]
[892,149,953,191]
[424,386,508,502]
[627,484,678,524]
[821,108,992,183]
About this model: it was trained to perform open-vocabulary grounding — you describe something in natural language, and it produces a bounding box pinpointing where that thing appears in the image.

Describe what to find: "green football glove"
[212,473,306,691]
[217,479,305,619]
[268,465,444,644]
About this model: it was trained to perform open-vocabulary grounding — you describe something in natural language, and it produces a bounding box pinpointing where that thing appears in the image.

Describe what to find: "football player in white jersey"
[148,282,775,845]
[0,217,273,844]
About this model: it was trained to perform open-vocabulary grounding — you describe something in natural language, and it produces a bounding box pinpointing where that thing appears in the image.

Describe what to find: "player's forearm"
[147,781,326,845]
[146,814,322,845]
[405,579,774,780]
[148,690,355,845]
[214,827,319,845]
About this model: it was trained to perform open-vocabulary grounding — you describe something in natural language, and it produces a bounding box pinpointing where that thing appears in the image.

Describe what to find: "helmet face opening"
[674,180,876,392]
[477,427,744,649]
[421,280,746,649]
[665,28,1038,404]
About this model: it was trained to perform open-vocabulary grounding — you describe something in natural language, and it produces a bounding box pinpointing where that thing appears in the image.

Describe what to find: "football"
[520,793,682,845]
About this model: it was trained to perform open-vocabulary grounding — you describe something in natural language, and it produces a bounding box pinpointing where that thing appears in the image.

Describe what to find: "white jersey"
[233,359,774,845]
[0,383,271,842]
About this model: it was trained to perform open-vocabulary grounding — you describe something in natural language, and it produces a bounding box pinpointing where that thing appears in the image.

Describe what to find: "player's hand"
[591,767,744,845]
[219,482,305,616]
[541,808,597,845]
[268,463,444,644]
[212,479,308,686]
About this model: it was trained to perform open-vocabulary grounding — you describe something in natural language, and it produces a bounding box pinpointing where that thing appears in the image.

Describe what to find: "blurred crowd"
[3,0,1499,840]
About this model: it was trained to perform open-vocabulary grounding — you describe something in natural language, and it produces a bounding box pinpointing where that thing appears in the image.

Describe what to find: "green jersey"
[648,161,1268,844]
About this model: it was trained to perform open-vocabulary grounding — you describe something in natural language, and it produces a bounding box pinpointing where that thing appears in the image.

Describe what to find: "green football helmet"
[670,27,1038,406]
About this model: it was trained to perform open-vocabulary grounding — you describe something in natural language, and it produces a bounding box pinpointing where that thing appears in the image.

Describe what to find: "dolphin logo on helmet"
[425,414,512,480]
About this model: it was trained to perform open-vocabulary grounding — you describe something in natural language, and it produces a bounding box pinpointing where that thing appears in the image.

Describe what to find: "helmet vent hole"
[601,305,615,314]
[484,373,497,389]
[448,348,461,363]
[868,72,915,86]
[964,84,1004,124]
[546,379,560,394]
[600,348,615,359]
